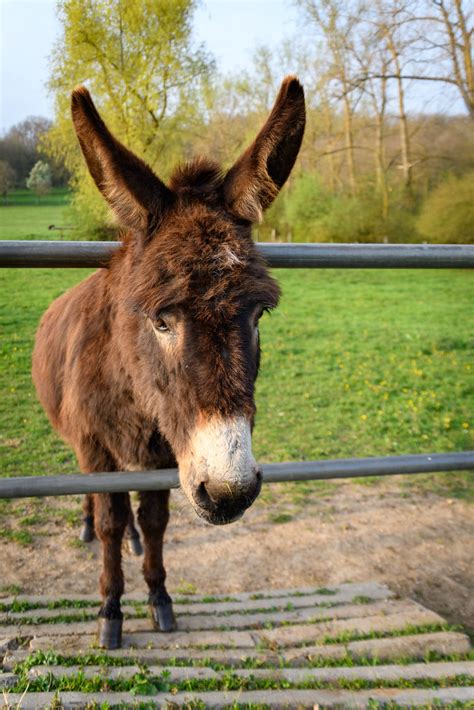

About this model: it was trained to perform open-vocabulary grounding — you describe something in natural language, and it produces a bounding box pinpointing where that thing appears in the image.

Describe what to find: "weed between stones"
[13,648,474,675]
[8,669,474,695]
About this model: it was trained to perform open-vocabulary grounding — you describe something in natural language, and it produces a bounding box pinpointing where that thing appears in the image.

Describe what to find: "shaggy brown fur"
[32,76,305,648]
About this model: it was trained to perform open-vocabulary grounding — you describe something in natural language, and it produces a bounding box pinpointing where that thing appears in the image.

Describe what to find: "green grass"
[12,647,474,673]
[0,200,472,506]
[0,187,71,240]
[9,671,474,695]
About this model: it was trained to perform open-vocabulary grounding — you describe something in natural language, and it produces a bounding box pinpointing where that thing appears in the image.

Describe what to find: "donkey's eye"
[253,306,268,327]
[149,314,171,334]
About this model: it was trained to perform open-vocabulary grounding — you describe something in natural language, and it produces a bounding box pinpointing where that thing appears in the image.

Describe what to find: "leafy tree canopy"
[45,0,214,234]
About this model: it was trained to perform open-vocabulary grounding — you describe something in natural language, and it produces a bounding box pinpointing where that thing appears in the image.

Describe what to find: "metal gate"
[1,239,473,499]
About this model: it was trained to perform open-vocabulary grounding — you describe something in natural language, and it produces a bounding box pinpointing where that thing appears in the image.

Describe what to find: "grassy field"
[1,195,473,503]
[0,188,71,240]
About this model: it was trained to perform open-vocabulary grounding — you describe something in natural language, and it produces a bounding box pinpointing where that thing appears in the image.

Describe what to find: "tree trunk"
[342,93,357,195]
[374,110,389,219]
[323,100,337,192]
[386,33,412,191]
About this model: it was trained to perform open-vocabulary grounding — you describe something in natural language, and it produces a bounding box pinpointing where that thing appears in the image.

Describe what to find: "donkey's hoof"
[127,534,143,556]
[150,602,176,633]
[79,523,95,543]
[97,617,122,649]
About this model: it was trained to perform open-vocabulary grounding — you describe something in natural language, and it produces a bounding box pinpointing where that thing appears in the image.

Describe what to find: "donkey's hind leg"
[79,494,95,543]
[83,491,143,555]
[125,505,143,556]
[137,490,176,632]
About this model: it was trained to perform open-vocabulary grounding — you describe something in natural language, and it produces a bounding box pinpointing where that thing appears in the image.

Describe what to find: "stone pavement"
[0,581,473,708]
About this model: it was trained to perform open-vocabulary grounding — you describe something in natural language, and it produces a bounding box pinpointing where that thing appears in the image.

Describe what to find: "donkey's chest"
[95,392,176,471]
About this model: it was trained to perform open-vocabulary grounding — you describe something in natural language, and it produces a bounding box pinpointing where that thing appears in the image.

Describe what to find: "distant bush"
[66,170,117,240]
[284,173,334,241]
[322,189,418,243]
[281,173,419,243]
[0,160,16,203]
[26,160,52,200]
[417,172,474,244]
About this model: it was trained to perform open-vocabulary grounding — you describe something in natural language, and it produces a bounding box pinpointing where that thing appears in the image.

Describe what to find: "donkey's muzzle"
[192,469,262,525]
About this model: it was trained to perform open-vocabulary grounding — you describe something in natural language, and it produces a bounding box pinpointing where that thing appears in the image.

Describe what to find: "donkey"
[32,76,305,649]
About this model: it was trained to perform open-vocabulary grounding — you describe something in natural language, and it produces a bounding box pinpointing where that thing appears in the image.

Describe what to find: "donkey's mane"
[169,158,224,198]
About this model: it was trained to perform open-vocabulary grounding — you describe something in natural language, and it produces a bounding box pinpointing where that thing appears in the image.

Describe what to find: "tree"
[26,161,52,200]
[417,171,474,242]
[352,0,473,120]
[374,0,416,191]
[0,117,51,185]
[419,0,474,119]
[0,161,16,203]
[296,0,363,195]
[45,0,213,235]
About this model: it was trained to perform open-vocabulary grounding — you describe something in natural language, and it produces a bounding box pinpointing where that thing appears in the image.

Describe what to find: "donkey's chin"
[182,470,262,526]
[193,505,246,526]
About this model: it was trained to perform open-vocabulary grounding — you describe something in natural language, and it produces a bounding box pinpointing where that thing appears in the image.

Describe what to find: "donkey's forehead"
[147,200,253,270]
[134,206,280,316]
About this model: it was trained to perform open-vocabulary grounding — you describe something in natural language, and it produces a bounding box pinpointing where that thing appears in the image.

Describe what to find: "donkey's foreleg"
[79,494,95,542]
[137,490,176,632]
[94,492,130,649]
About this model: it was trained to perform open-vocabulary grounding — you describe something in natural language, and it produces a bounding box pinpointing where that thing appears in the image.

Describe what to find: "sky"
[0,0,300,132]
[0,0,465,133]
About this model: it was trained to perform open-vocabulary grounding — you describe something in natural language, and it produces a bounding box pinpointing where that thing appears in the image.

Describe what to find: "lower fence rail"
[1,451,473,499]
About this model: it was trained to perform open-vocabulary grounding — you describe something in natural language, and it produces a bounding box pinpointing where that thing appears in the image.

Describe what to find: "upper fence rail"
[1,240,474,269]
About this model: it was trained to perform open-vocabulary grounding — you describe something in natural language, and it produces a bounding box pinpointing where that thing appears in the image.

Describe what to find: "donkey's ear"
[223,76,305,223]
[71,86,173,232]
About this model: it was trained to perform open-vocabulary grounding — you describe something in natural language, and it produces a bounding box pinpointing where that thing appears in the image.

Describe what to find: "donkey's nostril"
[195,481,211,508]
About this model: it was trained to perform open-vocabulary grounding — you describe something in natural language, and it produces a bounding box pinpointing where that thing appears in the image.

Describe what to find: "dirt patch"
[1,478,473,634]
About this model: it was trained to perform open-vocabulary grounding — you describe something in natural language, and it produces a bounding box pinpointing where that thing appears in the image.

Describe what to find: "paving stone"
[27,663,219,681]
[236,660,474,683]
[0,672,18,689]
[149,686,474,708]
[0,597,420,633]
[0,581,391,607]
[3,646,279,670]
[29,627,256,652]
[148,665,220,681]
[0,692,135,709]
[172,598,423,631]
[258,607,444,647]
[0,604,140,623]
[173,584,394,617]
[0,636,19,654]
[2,583,472,709]
[0,582,392,619]
[280,643,349,664]
[347,630,473,660]
[27,664,141,680]
[29,659,472,688]
[5,686,474,709]
[9,601,432,643]
[204,580,393,602]
[0,621,97,638]
[281,630,472,665]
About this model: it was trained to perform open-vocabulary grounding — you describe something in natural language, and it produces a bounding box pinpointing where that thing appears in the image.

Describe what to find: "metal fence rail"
[1,240,474,268]
[1,240,472,499]
[1,453,473,499]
